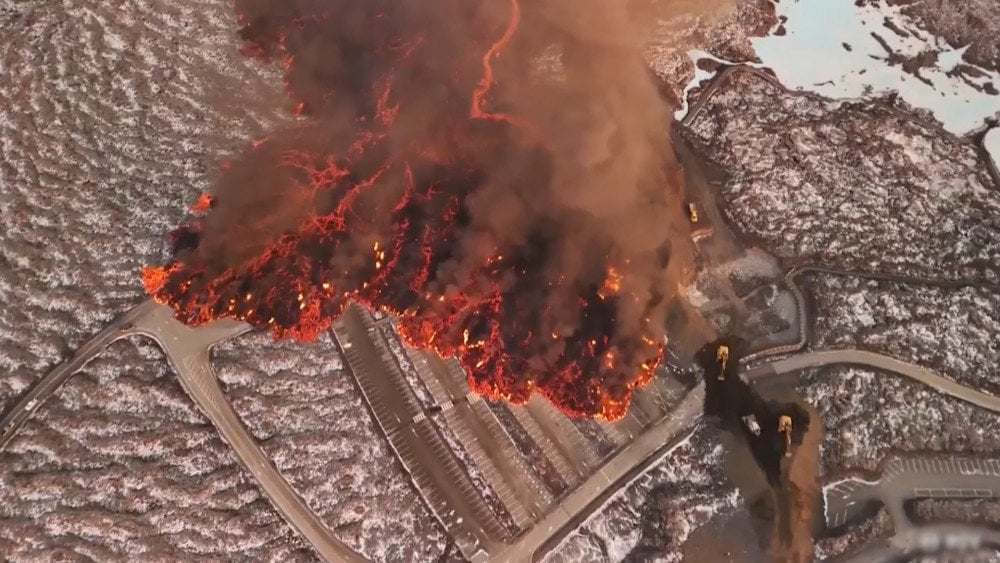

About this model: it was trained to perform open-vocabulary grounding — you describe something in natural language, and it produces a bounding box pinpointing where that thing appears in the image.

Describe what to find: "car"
[742,414,761,436]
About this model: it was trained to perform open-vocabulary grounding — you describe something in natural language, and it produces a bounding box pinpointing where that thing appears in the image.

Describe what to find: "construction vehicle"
[778,415,793,457]
[687,202,699,223]
[716,345,729,381]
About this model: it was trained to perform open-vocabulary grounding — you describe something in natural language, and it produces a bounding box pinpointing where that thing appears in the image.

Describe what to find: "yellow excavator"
[778,415,793,457]
[716,345,729,381]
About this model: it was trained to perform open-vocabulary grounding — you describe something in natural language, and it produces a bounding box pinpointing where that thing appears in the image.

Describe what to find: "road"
[0,299,159,451]
[490,385,705,563]
[679,63,1000,363]
[836,523,1000,563]
[130,303,365,563]
[332,305,499,561]
[2,300,362,561]
[680,64,782,129]
[824,456,1000,531]
[746,349,1000,414]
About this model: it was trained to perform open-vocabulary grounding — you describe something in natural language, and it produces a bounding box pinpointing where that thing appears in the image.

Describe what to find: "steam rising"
[145,0,697,418]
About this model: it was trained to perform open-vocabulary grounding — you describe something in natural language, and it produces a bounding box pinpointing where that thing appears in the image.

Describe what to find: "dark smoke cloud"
[150,0,702,418]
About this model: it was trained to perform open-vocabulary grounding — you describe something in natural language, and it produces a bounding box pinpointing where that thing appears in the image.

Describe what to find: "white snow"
[752,0,1000,134]
[985,127,1000,173]
[673,50,767,121]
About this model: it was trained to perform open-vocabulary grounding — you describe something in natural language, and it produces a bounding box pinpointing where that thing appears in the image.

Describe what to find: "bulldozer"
[716,345,729,381]
[778,415,793,457]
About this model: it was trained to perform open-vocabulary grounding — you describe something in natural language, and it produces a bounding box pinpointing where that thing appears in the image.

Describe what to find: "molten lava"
[143,0,681,420]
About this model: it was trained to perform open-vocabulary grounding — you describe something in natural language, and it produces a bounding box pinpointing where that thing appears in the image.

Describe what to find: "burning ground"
[142,0,701,419]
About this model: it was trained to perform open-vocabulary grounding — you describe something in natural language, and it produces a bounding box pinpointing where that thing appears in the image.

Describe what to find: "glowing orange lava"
[142,0,665,421]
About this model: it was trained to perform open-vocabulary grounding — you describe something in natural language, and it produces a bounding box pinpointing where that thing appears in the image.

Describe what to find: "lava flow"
[143,0,693,420]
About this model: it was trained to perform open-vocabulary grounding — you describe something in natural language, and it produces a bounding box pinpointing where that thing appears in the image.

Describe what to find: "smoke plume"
[144,0,698,419]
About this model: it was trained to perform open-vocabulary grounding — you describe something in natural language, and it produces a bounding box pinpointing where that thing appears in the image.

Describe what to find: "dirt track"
[772,402,822,563]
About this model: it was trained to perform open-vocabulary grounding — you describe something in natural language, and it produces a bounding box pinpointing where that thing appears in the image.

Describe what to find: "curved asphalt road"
[0,299,158,451]
[1,300,364,563]
[746,349,1000,414]
[130,303,365,563]
[493,386,705,562]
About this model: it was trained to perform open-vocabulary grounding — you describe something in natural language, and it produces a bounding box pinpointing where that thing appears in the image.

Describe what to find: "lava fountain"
[142,0,695,420]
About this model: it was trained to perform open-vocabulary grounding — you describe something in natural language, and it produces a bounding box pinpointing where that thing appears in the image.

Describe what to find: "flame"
[598,266,623,299]
[189,192,214,213]
[140,0,667,421]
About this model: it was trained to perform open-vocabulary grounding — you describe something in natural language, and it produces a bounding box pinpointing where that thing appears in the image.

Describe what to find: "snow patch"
[752,0,1000,133]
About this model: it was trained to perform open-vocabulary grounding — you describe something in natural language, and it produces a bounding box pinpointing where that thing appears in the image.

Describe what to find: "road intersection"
[3,295,997,562]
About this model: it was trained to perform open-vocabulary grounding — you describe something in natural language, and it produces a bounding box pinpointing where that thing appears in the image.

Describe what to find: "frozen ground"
[810,275,1000,397]
[0,0,437,560]
[212,332,449,561]
[753,0,1000,134]
[868,0,1000,73]
[0,339,311,560]
[798,365,1000,473]
[642,0,775,102]
[986,127,1000,176]
[0,0,286,406]
[687,71,1000,283]
[546,425,742,563]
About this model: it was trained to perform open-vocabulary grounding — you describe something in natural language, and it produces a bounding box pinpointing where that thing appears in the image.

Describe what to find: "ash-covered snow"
[810,275,1000,396]
[212,332,449,562]
[688,71,1000,283]
[799,366,1000,473]
[0,340,312,560]
[546,425,741,562]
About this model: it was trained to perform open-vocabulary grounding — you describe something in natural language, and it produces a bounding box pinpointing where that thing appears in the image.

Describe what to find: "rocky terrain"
[863,0,1000,73]
[3,0,999,561]
[212,332,449,561]
[0,0,440,560]
[809,275,1000,396]
[0,339,311,560]
[643,0,776,101]
[798,364,1000,473]
[686,70,1000,283]
[548,426,741,562]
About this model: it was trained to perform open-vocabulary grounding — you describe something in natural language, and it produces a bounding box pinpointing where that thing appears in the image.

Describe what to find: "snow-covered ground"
[687,71,1000,283]
[643,0,775,103]
[212,332,449,561]
[546,425,741,562]
[810,275,1000,397]
[883,0,1000,73]
[986,127,1000,175]
[0,340,312,560]
[0,1,438,560]
[800,365,1000,473]
[752,0,1000,134]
